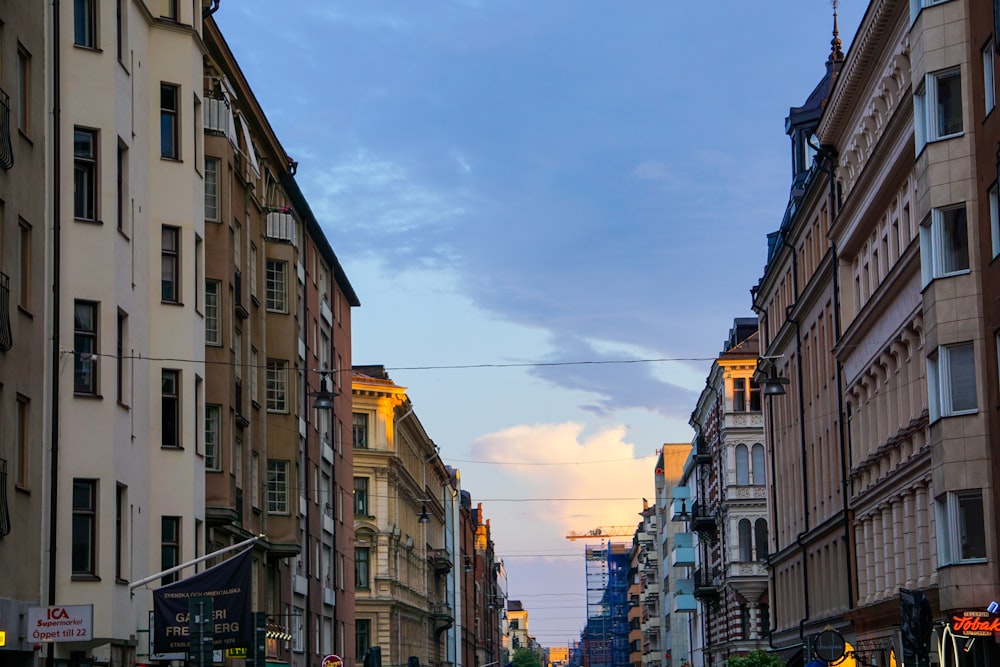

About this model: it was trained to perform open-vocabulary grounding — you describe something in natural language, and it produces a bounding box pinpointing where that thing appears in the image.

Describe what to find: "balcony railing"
[427,547,453,575]
[0,272,11,351]
[0,88,12,170]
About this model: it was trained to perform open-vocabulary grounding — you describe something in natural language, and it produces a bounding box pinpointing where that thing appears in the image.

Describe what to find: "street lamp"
[308,367,338,410]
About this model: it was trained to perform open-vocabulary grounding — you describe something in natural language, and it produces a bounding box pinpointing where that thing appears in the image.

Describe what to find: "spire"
[829,0,845,66]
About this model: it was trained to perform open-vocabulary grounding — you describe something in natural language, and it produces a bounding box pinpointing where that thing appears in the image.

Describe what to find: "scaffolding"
[582,543,630,667]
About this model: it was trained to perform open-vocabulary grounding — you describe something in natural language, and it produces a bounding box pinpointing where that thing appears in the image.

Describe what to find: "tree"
[725,650,785,667]
[513,647,542,667]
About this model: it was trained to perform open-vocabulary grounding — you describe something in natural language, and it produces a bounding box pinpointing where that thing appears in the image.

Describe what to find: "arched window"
[735,444,749,485]
[751,443,766,485]
[755,519,769,561]
[738,518,752,561]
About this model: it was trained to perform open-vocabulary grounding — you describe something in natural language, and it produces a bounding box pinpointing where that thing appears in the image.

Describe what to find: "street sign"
[27,605,93,643]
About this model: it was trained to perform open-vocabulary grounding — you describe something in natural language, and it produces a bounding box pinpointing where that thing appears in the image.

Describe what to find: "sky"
[216,0,866,648]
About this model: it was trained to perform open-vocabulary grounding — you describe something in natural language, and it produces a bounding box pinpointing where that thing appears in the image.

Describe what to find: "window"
[160,83,179,159]
[160,0,178,20]
[735,444,749,485]
[936,490,987,565]
[251,451,259,508]
[928,342,977,420]
[755,518,769,561]
[205,280,221,345]
[749,379,761,411]
[355,547,370,589]
[990,183,1000,259]
[985,42,996,115]
[266,460,289,514]
[266,259,287,312]
[737,519,753,563]
[354,477,369,516]
[162,369,180,447]
[204,157,220,221]
[266,360,288,412]
[74,0,97,47]
[751,443,766,485]
[353,413,368,449]
[115,485,126,580]
[74,301,99,394]
[116,309,128,404]
[18,220,30,309]
[74,129,97,221]
[738,518,752,561]
[250,347,259,405]
[910,0,951,22]
[356,619,371,663]
[161,226,179,302]
[733,378,746,412]
[15,395,28,487]
[920,205,968,285]
[116,0,125,62]
[117,139,128,233]
[915,68,963,151]
[17,46,30,135]
[72,479,97,575]
[205,404,221,470]
[740,604,751,640]
[161,516,180,585]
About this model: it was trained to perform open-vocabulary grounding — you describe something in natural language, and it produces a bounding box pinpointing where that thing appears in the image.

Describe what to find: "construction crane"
[565,526,635,541]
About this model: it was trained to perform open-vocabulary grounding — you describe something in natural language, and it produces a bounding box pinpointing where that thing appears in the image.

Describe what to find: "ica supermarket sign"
[27,605,94,642]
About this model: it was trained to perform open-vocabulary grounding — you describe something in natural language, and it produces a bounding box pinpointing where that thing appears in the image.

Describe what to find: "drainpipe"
[46,4,62,667]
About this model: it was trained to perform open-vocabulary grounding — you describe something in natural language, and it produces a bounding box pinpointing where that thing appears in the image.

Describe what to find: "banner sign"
[152,547,253,653]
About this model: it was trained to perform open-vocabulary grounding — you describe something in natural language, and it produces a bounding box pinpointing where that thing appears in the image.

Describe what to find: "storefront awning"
[771,645,804,667]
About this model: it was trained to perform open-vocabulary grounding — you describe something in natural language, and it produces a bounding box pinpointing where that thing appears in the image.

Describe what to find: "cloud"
[469,422,654,544]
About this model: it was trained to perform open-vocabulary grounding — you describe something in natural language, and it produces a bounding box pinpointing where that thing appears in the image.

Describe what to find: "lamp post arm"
[129,533,264,590]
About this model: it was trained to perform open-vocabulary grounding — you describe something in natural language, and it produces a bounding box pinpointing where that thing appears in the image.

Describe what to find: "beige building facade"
[352,366,454,667]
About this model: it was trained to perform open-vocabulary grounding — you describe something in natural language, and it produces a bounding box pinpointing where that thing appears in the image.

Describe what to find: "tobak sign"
[27,605,94,643]
[949,610,1000,637]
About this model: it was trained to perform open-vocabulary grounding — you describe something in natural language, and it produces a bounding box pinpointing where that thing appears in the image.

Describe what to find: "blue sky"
[217,1,865,647]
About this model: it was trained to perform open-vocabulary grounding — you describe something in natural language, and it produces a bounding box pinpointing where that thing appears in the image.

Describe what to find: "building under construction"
[582,543,630,667]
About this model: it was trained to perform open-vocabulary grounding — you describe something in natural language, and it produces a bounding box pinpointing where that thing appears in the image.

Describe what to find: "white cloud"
[469,422,653,552]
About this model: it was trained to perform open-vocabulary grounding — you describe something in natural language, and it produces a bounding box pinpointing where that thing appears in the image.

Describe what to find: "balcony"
[204,96,237,145]
[727,561,767,579]
[432,603,455,636]
[0,89,12,170]
[671,533,694,567]
[671,578,695,614]
[293,574,308,595]
[693,567,720,599]
[694,435,711,465]
[266,211,297,245]
[690,501,716,535]
[428,547,453,575]
[323,586,336,606]
[0,272,11,351]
